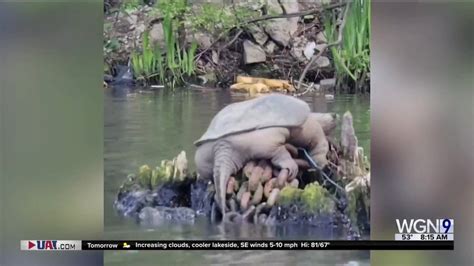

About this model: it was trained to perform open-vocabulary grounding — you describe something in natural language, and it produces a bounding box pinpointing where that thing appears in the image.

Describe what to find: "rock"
[320,78,336,91]
[138,206,195,225]
[280,1,300,29]
[301,182,335,214]
[263,0,299,47]
[303,15,315,22]
[126,14,138,26]
[115,187,150,218]
[190,179,214,216]
[297,0,330,10]
[243,40,266,64]
[193,31,214,50]
[315,44,327,52]
[314,56,331,68]
[211,50,219,64]
[278,186,303,206]
[247,24,268,45]
[136,23,146,34]
[104,74,113,82]
[149,22,165,46]
[316,32,327,43]
[304,41,316,60]
[197,72,217,85]
[235,0,264,10]
[291,36,309,62]
[264,41,277,54]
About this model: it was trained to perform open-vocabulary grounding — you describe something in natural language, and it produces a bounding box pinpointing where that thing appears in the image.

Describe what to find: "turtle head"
[312,112,338,136]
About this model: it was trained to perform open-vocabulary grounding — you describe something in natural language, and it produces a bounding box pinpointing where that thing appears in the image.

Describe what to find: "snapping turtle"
[194,94,337,218]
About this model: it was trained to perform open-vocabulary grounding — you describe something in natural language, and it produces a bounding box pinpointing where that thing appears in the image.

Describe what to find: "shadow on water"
[104,86,370,265]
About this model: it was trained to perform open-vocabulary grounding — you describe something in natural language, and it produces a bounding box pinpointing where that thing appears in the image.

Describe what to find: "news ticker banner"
[21,240,454,251]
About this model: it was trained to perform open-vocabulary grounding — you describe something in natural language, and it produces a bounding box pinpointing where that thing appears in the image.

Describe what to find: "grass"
[117,0,259,89]
[122,0,141,13]
[131,15,198,89]
[324,0,370,91]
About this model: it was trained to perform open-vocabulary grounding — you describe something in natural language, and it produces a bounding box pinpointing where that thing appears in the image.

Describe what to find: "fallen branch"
[296,2,351,91]
[293,82,315,97]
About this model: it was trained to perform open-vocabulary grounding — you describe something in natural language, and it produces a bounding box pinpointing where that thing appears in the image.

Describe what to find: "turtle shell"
[195,94,310,146]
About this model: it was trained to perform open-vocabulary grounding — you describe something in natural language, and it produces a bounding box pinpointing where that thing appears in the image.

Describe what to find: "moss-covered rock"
[301,182,335,214]
[277,186,303,206]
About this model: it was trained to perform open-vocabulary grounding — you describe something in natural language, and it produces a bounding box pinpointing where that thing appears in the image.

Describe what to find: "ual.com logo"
[21,240,81,251]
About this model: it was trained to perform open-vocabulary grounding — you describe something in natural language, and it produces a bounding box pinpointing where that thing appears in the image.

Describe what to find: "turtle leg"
[212,139,242,221]
[291,113,329,168]
[271,146,299,180]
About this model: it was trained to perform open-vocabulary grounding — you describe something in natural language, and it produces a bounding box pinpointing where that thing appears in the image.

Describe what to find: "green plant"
[188,4,257,34]
[131,32,157,79]
[324,0,370,88]
[158,0,188,17]
[122,0,141,13]
[131,15,198,88]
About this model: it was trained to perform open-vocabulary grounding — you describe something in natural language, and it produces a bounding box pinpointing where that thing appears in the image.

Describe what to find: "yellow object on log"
[233,75,296,93]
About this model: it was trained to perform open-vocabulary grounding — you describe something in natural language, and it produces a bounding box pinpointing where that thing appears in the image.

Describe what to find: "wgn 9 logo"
[395,219,454,241]
[396,219,454,234]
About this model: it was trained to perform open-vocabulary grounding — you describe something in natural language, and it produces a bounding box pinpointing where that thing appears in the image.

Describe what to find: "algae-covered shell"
[266,188,280,207]
[194,94,310,146]
[138,165,152,188]
[301,182,335,213]
[264,178,277,199]
[251,183,264,205]
[278,186,303,205]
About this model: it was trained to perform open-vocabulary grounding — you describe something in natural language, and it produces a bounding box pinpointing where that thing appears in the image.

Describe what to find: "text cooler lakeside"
[22,240,454,250]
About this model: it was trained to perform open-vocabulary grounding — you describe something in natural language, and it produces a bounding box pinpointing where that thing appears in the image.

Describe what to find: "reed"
[131,14,198,89]
[324,0,370,92]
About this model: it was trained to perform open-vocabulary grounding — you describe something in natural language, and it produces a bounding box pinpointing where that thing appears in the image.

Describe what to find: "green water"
[104,88,370,265]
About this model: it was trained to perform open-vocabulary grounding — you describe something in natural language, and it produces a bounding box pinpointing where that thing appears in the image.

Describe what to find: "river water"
[104,87,370,265]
